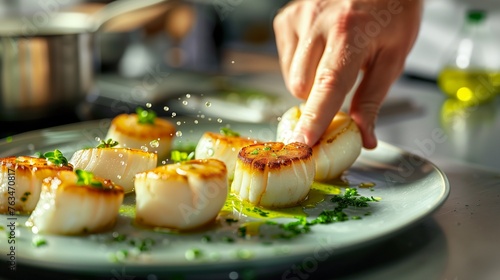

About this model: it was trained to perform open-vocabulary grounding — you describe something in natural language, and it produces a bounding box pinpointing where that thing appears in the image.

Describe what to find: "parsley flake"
[96,138,119,148]
[43,149,69,166]
[75,169,103,188]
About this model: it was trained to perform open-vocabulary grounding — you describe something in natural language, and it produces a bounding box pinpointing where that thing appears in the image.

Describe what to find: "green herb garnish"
[222,236,235,243]
[225,218,239,225]
[136,107,156,124]
[185,248,203,261]
[75,169,103,188]
[43,149,68,166]
[252,207,269,217]
[20,192,31,202]
[108,249,129,263]
[34,152,45,158]
[128,237,155,251]
[308,188,378,225]
[170,150,195,163]
[250,149,260,155]
[201,235,212,243]
[237,226,247,238]
[220,127,240,137]
[96,138,119,148]
[32,236,47,247]
[112,232,127,242]
[235,249,254,260]
[278,217,311,239]
[263,146,271,151]
[330,188,378,208]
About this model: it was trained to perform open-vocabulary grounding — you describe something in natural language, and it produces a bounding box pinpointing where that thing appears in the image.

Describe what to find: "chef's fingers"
[287,35,326,100]
[273,10,298,87]
[289,32,366,146]
[275,3,326,100]
[350,48,406,149]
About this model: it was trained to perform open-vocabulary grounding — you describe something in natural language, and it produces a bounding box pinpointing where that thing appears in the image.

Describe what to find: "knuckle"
[356,102,380,121]
[315,68,339,92]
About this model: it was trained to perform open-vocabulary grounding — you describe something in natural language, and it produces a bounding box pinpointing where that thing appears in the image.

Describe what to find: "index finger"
[289,35,365,146]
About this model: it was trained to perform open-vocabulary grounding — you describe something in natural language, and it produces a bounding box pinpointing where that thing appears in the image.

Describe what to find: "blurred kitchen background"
[1,0,500,138]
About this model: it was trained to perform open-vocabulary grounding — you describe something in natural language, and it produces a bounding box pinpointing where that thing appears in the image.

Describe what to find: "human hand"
[273,0,422,149]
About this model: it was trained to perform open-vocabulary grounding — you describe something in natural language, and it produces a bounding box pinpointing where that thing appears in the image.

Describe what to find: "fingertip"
[287,132,306,145]
[350,112,377,149]
[288,77,308,100]
[289,120,322,147]
[360,120,378,149]
[362,128,378,149]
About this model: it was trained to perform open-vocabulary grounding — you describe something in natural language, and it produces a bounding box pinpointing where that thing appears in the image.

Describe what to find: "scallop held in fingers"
[135,159,227,231]
[231,142,315,208]
[26,170,124,235]
[69,140,157,193]
[0,153,73,214]
[105,107,176,161]
[195,128,260,182]
[277,106,362,181]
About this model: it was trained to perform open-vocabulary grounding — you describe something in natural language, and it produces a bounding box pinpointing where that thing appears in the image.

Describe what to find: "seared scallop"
[70,147,157,193]
[105,109,176,161]
[135,159,227,230]
[0,156,72,214]
[195,130,259,181]
[277,106,362,181]
[26,170,124,235]
[231,142,315,208]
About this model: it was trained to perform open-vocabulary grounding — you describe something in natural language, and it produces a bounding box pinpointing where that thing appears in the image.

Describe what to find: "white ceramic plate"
[0,118,449,277]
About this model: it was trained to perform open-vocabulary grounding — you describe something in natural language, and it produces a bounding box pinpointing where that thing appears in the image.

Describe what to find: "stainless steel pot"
[0,0,169,121]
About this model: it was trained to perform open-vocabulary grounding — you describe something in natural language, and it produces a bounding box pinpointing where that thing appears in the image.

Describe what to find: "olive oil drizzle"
[111,181,378,262]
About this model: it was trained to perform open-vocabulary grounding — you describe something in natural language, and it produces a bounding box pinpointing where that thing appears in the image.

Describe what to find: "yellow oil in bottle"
[437,67,500,104]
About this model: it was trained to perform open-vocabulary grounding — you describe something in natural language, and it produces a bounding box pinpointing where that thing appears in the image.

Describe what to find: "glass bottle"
[437,10,500,105]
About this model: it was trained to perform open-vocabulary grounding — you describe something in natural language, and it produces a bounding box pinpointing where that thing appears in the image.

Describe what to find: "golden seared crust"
[51,170,124,195]
[176,159,227,179]
[136,158,227,181]
[237,142,313,171]
[316,111,352,144]
[110,113,176,139]
[96,147,158,158]
[1,156,73,171]
[135,165,187,183]
[202,132,258,146]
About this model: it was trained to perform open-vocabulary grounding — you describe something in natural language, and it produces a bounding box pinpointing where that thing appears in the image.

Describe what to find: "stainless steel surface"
[0,0,168,121]
[365,77,500,280]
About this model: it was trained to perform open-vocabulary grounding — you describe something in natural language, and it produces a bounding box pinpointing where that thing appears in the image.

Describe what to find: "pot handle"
[90,0,171,32]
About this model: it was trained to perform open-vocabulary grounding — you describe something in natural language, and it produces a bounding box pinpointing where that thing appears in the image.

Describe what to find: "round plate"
[0,118,449,277]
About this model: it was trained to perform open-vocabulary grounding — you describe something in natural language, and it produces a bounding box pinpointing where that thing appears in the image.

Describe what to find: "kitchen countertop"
[331,76,500,280]
[1,72,499,280]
